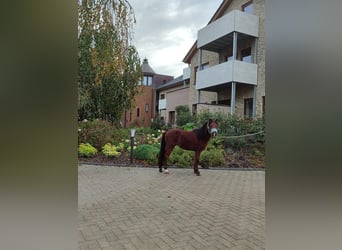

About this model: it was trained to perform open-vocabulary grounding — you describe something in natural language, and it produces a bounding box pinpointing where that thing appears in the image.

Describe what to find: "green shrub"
[151,115,166,130]
[196,109,225,126]
[199,149,224,168]
[78,119,113,149]
[116,142,125,152]
[182,122,197,131]
[78,143,97,157]
[251,148,263,157]
[168,146,194,167]
[225,138,247,151]
[112,128,130,145]
[101,143,121,158]
[134,144,159,164]
[175,105,195,127]
[245,116,265,142]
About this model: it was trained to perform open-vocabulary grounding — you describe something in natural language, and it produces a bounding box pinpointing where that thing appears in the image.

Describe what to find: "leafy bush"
[78,143,97,157]
[78,119,113,149]
[168,146,194,167]
[245,116,265,142]
[101,143,121,158]
[196,109,225,126]
[251,148,263,157]
[199,149,225,168]
[151,115,166,130]
[112,128,130,145]
[225,138,247,151]
[199,140,225,168]
[116,142,125,152]
[175,105,196,127]
[182,122,197,131]
[134,144,159,164]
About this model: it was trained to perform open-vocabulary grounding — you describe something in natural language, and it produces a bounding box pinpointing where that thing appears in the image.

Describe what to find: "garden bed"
[78,116,265,169]
[78,145,265,169]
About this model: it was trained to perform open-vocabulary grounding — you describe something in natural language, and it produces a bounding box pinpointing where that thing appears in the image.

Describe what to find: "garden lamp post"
[130,128,136,164]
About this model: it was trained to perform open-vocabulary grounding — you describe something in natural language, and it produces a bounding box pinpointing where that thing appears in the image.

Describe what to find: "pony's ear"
[215,119,218,124]
[208,118,213,124]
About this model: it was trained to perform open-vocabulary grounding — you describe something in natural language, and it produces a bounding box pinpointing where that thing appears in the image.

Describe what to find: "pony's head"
[207,119,218,137]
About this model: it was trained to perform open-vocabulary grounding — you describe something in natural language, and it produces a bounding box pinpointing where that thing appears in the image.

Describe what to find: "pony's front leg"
[163,147,174,174]
[194,151,201,176]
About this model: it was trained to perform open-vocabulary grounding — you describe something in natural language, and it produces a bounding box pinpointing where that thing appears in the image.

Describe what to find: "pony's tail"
[158,132,166,167]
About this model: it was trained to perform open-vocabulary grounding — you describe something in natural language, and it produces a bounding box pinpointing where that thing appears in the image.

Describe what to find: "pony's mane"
[193,121,209,140]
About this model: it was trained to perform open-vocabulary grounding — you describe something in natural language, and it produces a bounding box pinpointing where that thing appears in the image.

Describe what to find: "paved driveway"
[79,165,264,250]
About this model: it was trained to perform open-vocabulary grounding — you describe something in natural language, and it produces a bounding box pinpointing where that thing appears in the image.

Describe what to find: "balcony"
[196,60,257,90]
[158,99,166,110]
[197,10,259,51]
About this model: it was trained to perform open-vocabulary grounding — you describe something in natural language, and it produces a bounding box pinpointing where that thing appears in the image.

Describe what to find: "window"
[242,1,253,14]
[160,94,165,99]
[143,75,153,86]
[145,104,149,112]
[241,47,252,63]
[137,108,140,117]
[244,98,253,118]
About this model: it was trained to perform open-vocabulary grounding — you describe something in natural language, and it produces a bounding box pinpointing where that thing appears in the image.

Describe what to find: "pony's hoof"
[159,169,163,173]
[164,169,169,174]
[195,171,200,176]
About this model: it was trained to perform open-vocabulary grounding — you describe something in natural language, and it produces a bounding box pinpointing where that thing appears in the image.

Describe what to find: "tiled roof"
[157,75,184,90]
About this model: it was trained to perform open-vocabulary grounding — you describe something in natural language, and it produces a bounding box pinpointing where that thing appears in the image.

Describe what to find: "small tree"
[78,0,142,125]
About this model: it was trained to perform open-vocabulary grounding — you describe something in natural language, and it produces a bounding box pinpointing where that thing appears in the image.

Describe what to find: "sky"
[128,0,223,77]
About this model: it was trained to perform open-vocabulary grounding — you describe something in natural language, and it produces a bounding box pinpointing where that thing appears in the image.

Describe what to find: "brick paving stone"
[79,165,264,249]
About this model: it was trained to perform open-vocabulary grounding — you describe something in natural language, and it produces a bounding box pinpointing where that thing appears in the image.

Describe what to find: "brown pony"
[158,119,218,176]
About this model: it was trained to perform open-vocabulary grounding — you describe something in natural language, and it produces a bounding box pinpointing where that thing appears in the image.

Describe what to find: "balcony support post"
[197,90,201,103]
[233,32,238,60]
[252,85,257,118]
[198,48,202,70]
[231,82,236,114]
[254,37,258,64]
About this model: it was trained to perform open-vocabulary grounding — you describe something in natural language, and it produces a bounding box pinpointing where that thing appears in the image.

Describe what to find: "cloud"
[128,0,223,76]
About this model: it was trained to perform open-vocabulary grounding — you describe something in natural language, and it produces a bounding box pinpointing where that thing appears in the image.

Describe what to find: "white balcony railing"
[197,10,259,49]
[196,60,257,90]
[158,99,166,110]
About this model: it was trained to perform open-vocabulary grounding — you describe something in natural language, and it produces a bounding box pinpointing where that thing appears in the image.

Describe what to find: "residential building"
[157,67,191,126]
[183,0,265,119]
[122,58,173,127]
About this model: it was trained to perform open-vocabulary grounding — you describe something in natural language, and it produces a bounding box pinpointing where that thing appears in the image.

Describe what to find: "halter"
[207,121,218,135]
